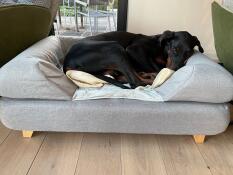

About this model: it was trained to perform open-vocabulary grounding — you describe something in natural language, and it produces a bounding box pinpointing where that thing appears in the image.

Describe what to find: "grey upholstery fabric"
[0,36,76,100]
[0,0,16,5]
[16,0,33,5]
[0,0,51,8]
[58,36,83,64]
[0,98,230,135]
[157,52,233,103]
[38,61,77,97]
[29,0,51,8]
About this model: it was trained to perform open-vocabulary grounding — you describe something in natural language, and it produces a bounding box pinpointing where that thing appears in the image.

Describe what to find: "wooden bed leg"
[193,135,205,144]
[22,131,33,138]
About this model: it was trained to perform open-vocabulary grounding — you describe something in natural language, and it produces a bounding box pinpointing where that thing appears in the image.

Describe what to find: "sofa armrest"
[156,52,233,103]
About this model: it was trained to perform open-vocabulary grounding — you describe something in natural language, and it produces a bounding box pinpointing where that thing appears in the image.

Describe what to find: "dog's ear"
[159,30,175,46]
[192,36,204,53]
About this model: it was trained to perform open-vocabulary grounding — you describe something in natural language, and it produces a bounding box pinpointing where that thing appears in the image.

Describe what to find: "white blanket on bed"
[73,85,165,101]
[71,68,174,101]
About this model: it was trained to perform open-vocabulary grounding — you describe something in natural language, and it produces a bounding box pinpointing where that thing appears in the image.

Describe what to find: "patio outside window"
[55,0,118,36]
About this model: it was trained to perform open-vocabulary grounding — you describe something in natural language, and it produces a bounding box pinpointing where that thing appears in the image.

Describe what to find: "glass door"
[55,0,128,36]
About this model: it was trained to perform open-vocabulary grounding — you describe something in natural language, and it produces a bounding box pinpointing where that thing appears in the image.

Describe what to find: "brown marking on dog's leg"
[136,72,158,85]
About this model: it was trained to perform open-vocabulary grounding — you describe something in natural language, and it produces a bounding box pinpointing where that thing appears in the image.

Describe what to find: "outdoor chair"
[59,0,116,35]
[80,0,116,35]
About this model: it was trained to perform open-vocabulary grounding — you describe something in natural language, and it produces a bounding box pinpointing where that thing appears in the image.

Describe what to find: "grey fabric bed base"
[0,98,230,135]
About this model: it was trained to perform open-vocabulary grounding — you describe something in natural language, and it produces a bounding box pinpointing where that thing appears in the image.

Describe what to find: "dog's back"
[63,40,125,73]
[83,31,146,48]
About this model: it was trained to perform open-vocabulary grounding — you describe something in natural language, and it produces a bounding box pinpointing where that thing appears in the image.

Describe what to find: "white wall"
[127,0,223,60]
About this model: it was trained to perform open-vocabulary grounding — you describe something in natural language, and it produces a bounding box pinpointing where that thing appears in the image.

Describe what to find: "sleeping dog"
[63,31,204,89]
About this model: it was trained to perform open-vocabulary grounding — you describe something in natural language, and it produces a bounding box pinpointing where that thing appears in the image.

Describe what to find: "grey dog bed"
[0,36,232,142]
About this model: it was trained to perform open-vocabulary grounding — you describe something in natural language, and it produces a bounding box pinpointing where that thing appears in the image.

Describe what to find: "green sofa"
[0,5,51,67]
[212,2,233,74]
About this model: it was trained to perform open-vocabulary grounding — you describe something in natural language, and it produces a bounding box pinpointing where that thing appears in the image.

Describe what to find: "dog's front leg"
[138,72,158,85]
[119,65,143,89]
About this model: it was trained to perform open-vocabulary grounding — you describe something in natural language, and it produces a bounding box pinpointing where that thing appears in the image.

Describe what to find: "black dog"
[63,31,204,89]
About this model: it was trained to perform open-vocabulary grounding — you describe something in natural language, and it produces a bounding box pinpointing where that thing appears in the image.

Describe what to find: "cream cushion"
[66,69,174,88]
[152,68,175,88]
[66,70,107,88]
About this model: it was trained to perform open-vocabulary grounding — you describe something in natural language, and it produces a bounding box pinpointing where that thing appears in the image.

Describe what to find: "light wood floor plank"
[75,133,121,175]
[158,135,212,175]
[230,104,233,121]
[28,132,83,175]
[0,128,232,175]
[0,131,46,175]
[197,126,233,175]
[121,134,167,175]
[0,122,11,145]
[224,125,233,141]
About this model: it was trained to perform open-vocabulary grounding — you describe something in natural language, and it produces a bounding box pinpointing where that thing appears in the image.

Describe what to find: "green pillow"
[0,5,51,67]
[212,2,233,74]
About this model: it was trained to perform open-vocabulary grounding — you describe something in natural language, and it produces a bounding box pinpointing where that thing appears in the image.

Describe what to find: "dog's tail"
[94,75,131,89]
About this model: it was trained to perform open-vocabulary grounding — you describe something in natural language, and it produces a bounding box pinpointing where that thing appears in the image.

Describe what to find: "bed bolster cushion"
[0,36,77,100]
[156,52,233,103]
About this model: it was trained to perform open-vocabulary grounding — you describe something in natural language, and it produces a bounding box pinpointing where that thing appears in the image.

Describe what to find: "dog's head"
[159,30,204,71]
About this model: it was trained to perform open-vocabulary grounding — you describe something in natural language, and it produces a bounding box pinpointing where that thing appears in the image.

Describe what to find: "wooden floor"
[1,122,233,175]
